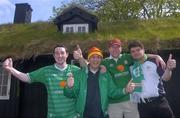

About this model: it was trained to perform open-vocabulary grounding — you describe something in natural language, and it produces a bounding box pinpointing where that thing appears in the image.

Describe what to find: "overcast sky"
[0,0,71,24]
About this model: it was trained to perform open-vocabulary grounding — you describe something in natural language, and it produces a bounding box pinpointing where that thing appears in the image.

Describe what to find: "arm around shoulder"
[147,54,166,69]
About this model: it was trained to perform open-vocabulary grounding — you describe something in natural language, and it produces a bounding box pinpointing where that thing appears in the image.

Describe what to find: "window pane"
[0,67,2,74]
[0,64,11,99]
[3,76,8,85]
[78,26,81,32]
[70,27,74,32]
[0,77,2,85]
[66,27,69,32]
[2,86,7,96]
[0,86,2,95]
[2,69,8,85]
[82,27,85,32]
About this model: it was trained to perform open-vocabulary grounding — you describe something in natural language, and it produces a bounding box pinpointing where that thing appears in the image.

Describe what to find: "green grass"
[97,18,180,40]
[0,17,180,59]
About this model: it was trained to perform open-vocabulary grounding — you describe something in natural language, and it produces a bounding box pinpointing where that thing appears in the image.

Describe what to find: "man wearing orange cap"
[101,38,139,118]
[64,47,135,118]
[102,38,166,118]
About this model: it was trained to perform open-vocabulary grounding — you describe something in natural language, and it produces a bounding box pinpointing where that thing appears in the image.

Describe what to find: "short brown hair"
[53,45,68,54]
[128,40,144,51]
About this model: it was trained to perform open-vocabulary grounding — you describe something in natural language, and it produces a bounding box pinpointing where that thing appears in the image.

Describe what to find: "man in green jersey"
[101,39,139,118]
[3,45,80,118]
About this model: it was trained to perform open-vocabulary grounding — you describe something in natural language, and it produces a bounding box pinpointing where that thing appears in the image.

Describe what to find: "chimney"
[14,3,33,23]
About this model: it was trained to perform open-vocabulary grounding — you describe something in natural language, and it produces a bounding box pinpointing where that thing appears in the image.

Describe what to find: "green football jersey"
[102,53,133,103]
[28,64,80,118]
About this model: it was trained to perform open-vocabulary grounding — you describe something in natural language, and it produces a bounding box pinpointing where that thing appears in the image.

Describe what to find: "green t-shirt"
[102,53,133,103]
[28,64,80,118]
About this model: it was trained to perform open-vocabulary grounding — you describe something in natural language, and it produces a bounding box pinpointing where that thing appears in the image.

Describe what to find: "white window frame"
[0,63,11,100]
[63,24,89,33]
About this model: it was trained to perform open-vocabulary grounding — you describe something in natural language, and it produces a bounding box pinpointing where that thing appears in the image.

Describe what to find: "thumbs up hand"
[3,58,13,72]
[125,79,136,94]
[67,73,74,88]
[166,54,176,70]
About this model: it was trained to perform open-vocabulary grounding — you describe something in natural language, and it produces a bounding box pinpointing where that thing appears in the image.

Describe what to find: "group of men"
[3,38,176,118]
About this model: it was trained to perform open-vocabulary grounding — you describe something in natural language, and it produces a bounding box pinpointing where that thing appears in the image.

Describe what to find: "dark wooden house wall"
[18,55,53,118]
[159,50,180,118]
[0,78,19,118]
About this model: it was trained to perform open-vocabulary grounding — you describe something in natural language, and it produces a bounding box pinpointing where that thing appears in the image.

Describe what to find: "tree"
[50,0,180,22]
[74,0,107,11]
[97,0,141,22]
[97,0,179,21]
[139,0,180,19]
[49,1,73,21]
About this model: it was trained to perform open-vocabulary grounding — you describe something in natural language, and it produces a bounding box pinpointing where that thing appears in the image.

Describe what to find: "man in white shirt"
[129,41,176,118]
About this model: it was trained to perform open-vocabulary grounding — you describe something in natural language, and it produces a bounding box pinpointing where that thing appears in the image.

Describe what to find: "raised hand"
[67,73,74,88]
[125,79,136,93]
[73,45,83,60]
[166,54,176,70]
[100,65,107,73]
[3,58,13,71]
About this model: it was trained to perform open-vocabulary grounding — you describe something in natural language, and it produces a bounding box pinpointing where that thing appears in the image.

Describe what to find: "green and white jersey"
[28,64,80,118]
[102,53,133,103]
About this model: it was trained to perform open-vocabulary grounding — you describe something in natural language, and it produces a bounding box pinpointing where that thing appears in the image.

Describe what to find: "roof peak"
[60,4,95,16]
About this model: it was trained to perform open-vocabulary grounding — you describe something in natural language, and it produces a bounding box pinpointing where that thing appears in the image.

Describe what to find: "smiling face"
[53,46,68,66]
[109,44,122,58]
[128,41,145,61]
[89,54,102,70]
[130,47,145,60]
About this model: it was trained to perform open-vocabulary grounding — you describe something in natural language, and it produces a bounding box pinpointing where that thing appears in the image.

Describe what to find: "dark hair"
[53,45,68,53]
[128,40,144,51]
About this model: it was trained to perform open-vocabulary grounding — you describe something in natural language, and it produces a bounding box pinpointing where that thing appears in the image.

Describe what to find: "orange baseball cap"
[108,38,121,47]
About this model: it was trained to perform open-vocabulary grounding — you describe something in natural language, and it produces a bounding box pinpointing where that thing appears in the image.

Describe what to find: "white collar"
[54,64,68,71]
[109,54,122,62]
[90,69,98,74]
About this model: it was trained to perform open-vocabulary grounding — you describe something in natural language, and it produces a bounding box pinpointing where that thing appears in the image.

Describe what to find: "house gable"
[55,5,98,33]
